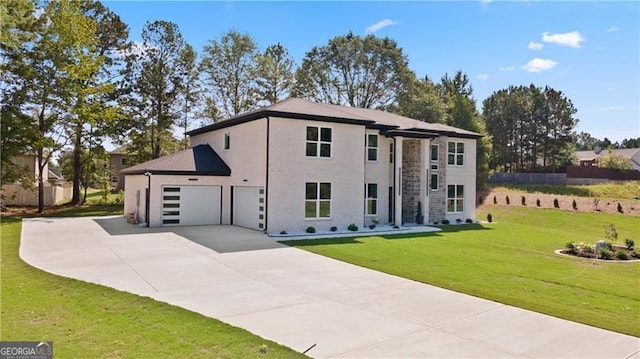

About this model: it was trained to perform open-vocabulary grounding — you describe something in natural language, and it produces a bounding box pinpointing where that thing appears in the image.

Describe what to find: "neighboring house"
[109,146,129,191]
[122,98,481,232]
[576,148,640,171]
[1,154,71,206]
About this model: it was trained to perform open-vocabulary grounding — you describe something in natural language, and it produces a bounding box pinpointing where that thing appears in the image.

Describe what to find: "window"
[389,143,394,163]
[430,144,439,162]
[111,176,119,183]
[305,182,331,218]
[366,134,378,161]
[224,132,230,150]
[447,141,464,166]
[121,157,129,166]
[430,173,439,191]
[306,126,332,157]
[447,185,464,213]
[365,183,378,215]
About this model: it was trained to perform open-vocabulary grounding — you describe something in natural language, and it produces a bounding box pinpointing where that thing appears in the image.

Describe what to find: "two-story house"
[122,98,481,232]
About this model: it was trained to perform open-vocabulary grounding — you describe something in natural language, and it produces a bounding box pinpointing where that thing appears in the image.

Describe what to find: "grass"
[282,207,640,337]
[1,207,306,358]
[489,181,640,200]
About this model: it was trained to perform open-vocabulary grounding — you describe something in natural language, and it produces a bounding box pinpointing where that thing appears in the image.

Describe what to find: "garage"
[162,185,222,226]
[233,186,265,230]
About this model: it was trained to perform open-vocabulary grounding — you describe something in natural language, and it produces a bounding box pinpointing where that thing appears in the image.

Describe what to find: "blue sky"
[106,1,639,143]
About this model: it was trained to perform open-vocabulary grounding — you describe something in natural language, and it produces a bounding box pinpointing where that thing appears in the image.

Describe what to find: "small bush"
[624,238,634,250]
[392,224,399,229]
[330,226,337,232]
[465,218,473,224]
[632,251,640,259]
[305,226,316,234]
[279,230,287,235]
[553,198,559,208]
[572,199,577,210]
[442,219,450,225]
[493,195,497,204]
[521,196,526,206]
[348,223,358,231]
[604,224,618,243]
[505,195,510,205]
[536,198,541,207]
[605,241,614,251]
[565,242,578,255]
[598,249,613,260]
[487,213,493,223]
[616,251,629,260]
[455,219,462,224]
[617,202,623,213]
[259,344,268,354]
[368,224,376,229]
[432,221,439,225]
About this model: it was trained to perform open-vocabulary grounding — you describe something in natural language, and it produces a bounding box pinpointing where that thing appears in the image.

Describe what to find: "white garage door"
[162,185,221,226]
[233,186,264,230]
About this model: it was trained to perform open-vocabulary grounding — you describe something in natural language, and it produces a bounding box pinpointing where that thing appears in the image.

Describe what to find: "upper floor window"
[366,134,378,161]
[447,141,464,166]
[121,157,129,166]
[365,183,378,215]
[430,144,439,162]
[306,126,332,158]
[305,182,331,218]
[389,143,394,163]
[224,132,230,150]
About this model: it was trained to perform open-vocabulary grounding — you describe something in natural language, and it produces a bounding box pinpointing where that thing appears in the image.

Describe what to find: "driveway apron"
[20,216,640,358]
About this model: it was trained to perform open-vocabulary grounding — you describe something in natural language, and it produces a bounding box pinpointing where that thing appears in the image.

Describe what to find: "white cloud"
[607,26,619,33]
[542,31,585,48]
[499,65,516,71]
[528,41,544,50]
[598,106,622,112]
[477,73,490,81]
[365,19,399,34]
[521,58,557,73]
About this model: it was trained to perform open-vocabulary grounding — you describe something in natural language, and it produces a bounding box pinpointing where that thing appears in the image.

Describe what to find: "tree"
[255,43,295,105]
[574,131,600,151]
[621,137,640,149]
[599,147,632,170]
[293,32,412,109]
[200,30,258,119]
[176,44,202,148]
[394,75,446,123]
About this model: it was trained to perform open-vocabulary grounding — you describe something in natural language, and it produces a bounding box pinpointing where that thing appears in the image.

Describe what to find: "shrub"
[330,226,337,232]
[505,195,510,205]
[368,224,376,229]
[279,230,287,235]
[632,251,640,259]
[605,241,614,251]
[487,213,493,223]
[521,196,526,206]
[577,242,594,254]
[617,202,623,213]
[465,218,473,224]
[392,225,399,229]
[259,344,268,354]
[616,251,629,260]
[572,199,577,210]
[442,219,450,225]
[553,198,559,208]
[348,223,358,231]
[305,226,316,234]
[455,219,462,224]
[624,238,634,250]
[565,242,578,255]
[598,249,613,260]
[593,197,600,211]
[493,195,497,204]
[536,198,541,207]
[432,221,439,225]
[604,224,618,243]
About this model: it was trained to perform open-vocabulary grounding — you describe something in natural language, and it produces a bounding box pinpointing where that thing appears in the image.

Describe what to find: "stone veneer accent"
[401,139,421,223]
[428,137,447,223]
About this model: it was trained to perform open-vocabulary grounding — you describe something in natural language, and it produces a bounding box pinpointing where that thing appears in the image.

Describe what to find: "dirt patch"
[478,190,640,216]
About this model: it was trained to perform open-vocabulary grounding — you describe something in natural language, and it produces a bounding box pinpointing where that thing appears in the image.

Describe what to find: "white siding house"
[122,98,481,232]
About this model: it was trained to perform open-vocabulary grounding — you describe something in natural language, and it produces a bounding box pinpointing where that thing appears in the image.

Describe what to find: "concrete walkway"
[20,216,639,358]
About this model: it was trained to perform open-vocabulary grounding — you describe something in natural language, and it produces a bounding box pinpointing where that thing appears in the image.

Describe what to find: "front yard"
[283,206,640,337]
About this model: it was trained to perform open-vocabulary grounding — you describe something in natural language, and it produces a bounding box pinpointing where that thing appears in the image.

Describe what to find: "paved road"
[20,216,640,358]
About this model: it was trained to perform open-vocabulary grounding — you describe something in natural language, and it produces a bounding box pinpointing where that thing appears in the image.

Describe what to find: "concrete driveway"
[20,216,639,358]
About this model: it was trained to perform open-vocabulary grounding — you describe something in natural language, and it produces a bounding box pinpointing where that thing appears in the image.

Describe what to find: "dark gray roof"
[120,144,231,176]
[187,98,482,139]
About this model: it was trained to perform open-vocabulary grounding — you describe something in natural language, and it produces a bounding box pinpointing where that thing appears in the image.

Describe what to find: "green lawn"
[490,181,640,199]
[283,207,640,337]
[1,208,306,358]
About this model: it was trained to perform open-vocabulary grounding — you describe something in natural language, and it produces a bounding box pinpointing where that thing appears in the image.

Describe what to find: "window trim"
[365,183,378,216]
[447,184,465,213]
[447,141,465,166]
[306,126,332,158]
[430,144,439,162]
[305,182,332,219]
[224,131,231,150]
[366,133,379,162]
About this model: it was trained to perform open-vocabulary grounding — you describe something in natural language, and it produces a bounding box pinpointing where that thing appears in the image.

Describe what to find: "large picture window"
[447,185,464,213]
[366,134,378,161]
[305,182,331,218]
[306,126,332,157]
[447,141,464,166]
[365,183,378,215]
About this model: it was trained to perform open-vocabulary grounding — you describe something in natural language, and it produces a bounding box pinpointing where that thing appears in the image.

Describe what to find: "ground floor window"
[430,173,439,190]
[365,183,378,215]
[305,182,331,218]
[447,185,464,213]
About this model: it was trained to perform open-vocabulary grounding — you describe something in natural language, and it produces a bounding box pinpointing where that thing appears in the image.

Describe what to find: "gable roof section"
[119,144,231,176]
[187,98,482,139]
